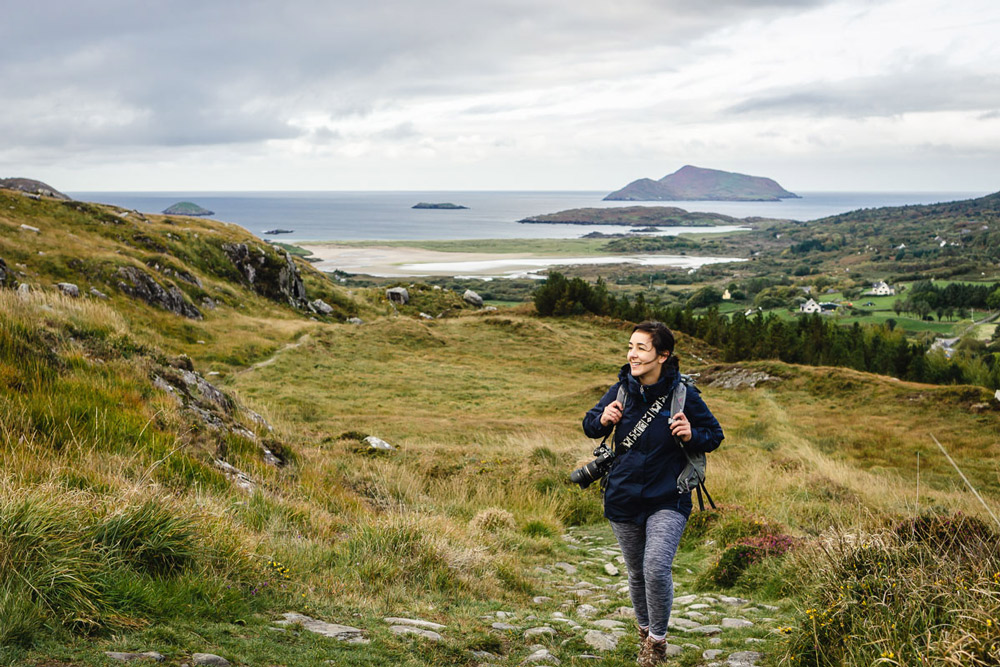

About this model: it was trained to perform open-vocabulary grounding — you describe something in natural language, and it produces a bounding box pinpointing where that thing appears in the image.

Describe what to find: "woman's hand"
[670,412,692,442]
[600,400,623,426]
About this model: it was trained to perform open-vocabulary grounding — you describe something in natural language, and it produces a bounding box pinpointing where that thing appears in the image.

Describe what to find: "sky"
[1,0,999,192]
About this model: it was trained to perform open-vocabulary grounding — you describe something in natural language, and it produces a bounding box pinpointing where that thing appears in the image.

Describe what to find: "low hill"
[0,176,71,200]
[605,165,799,201]
[760,190,1000,280]
[519,205,743,226]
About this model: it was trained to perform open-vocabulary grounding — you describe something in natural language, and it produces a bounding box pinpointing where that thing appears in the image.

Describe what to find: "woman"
[583,321,724,666]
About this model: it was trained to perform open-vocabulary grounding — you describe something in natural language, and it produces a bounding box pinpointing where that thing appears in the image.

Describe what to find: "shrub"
[704,534,796,588]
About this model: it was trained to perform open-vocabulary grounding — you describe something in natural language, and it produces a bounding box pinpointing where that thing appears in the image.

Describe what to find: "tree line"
[534,272,1000,389]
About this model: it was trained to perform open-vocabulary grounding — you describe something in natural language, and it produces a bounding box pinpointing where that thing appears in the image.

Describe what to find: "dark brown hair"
[632,320,680,370]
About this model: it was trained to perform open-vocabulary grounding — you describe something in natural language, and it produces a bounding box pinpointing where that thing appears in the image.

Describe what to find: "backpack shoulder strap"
[671,379,687,418]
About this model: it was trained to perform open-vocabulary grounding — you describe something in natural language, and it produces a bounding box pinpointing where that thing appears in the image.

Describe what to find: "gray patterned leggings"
[609,509,687,639]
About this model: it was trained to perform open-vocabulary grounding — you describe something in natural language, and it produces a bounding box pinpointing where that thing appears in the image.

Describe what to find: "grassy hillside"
[2,189,999,665]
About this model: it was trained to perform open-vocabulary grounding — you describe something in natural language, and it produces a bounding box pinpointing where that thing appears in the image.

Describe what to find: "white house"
[722,289,732,300]
[800,298,821,314]
[870,281,895,296]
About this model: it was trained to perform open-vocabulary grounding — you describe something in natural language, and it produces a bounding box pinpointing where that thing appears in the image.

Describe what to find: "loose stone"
[192,655,230,667]
[668,617,701,630]
[390,625,443,641]
[492,622,519,631]
[553,562,578,575]
[275,613,368,644]
[722,618,754,629]
[533,596,553,604]
[591,619,625,630]
[524,626,557,639]
[703,649,724,660]
[104,653,164,663]
[688,625,723,635]
[727,651,763,667]
[583,630,618,652]
[719,595,751,606]
[576,604,598,618]
[521,648,560,665]
[674,594,698,605]
[604,563,620,576]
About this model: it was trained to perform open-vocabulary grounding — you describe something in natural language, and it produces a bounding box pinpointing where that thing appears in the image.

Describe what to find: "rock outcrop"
[221,243,308,308]
[116,266,203,319]
[0,258,15,288]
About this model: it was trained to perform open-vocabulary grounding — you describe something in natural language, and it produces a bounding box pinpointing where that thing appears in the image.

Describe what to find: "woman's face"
[627,330,669,384]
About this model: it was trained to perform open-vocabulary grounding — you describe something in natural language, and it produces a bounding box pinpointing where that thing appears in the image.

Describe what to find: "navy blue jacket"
[583,364,724,523]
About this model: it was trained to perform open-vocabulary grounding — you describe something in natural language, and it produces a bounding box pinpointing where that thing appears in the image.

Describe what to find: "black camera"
[569,443,615,489]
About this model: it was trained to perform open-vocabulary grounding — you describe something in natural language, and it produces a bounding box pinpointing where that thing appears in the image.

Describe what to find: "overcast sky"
[2,0,999,192]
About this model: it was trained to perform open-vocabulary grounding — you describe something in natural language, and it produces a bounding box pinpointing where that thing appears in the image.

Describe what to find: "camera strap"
[614,391,670,452]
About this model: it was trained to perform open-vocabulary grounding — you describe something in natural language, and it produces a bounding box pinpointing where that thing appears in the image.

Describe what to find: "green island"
[1,185,999,666]
[163,201,215,216]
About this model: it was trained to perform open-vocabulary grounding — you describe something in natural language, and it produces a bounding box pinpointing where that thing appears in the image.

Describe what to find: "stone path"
[285,524,785,665]
[464,525,782,666]
[113,524,787,665]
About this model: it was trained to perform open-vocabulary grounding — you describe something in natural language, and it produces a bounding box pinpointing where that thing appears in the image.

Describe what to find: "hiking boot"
[637,636,668,666]
[637,624,649,641]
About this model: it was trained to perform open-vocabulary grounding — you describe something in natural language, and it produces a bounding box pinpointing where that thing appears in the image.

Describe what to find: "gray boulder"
[90,287,109,299]
[309,298,334,315]
[463,289,483,307]
[364,435,395,452]
[57,282,79,297]
[386,287,409,305]
[116,266,203,319]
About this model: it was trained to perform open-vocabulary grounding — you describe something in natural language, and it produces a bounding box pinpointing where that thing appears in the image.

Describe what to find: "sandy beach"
[298,243,743,278]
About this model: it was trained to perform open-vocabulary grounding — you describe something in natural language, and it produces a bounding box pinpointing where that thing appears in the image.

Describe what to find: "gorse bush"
[704,534,797,588]
[785,514,1000,666]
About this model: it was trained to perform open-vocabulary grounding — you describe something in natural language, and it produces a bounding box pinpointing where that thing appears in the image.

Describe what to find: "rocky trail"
[104,524,792,666]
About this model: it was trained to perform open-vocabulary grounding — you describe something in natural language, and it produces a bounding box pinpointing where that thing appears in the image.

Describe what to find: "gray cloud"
[726,66,1000,118]
[0,0,838,151]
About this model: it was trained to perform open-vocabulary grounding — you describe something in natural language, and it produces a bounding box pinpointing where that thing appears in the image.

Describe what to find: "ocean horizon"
[68,190,989,243]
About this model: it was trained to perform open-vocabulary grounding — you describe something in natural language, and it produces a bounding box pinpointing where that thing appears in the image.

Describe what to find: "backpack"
[671,379,716,512]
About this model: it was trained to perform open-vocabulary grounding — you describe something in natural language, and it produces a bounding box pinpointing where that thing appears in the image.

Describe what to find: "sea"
[66,191,987,243]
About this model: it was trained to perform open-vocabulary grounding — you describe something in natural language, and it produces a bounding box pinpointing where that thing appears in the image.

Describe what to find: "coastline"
[297,242,744,278]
